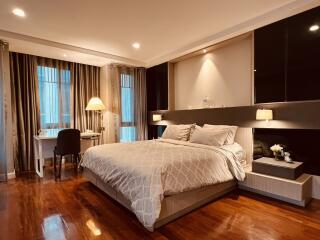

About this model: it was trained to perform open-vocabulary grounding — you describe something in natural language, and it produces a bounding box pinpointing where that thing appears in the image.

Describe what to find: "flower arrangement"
[270,144,284,160]
[270,144,283,153]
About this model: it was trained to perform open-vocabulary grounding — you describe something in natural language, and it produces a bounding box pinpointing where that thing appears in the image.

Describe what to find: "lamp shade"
[86,97,106,111]
[256,109,273,121]
[152,114,162,121]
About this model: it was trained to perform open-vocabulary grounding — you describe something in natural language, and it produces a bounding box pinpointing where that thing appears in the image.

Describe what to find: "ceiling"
[0,0,318,67]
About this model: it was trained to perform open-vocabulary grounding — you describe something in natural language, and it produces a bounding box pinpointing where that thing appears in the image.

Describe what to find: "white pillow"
[203,124,238,145]
[189,124,201,138]
[161,124,193,141]
[189,128,228,146]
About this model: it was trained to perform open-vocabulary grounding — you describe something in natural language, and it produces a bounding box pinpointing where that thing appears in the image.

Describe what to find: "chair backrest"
[56,129,81,155]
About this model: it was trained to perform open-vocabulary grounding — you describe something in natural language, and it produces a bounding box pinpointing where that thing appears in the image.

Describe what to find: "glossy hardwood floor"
[1,166,320,240]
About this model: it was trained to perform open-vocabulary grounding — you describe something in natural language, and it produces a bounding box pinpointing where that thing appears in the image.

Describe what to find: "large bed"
[81,127,252,231]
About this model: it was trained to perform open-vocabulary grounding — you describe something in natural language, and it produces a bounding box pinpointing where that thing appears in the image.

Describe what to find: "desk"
[34,129,101,177]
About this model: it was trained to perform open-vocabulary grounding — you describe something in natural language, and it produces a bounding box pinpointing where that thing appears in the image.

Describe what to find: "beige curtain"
[0,41,10,180]
[133,68,148,140]
[109,65,121,142]
[10,52,40,172]
[109,64,147,142]
[71,63,100,132]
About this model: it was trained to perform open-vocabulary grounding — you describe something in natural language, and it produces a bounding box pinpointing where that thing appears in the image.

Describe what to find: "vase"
[273,152,283,161]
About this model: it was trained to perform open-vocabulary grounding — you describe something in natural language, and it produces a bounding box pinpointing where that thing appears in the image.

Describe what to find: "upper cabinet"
[287,7,320,101]
[146,62,169,111]
[254,6,320,103]
[254,19,286,103]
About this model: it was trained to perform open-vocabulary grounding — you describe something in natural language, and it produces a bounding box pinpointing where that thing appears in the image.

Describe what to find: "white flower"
[270,144,283,153]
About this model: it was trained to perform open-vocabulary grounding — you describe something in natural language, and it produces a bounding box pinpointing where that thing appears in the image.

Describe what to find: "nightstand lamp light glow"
[153,114,162,122]
[256,109,273,122]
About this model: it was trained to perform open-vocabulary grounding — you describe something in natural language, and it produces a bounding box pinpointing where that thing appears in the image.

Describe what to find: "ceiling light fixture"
[309,24,319,32]
[132,42,140,49]
[12,8,26,17]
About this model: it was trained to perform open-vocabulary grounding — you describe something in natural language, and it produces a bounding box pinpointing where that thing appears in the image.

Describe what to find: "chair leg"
[59,155,63,179]
[54,152,57,180]
[73,154,78,171]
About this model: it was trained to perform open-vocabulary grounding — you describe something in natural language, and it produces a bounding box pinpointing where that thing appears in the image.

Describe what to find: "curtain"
[133,68,148,141]
[37,58,71,129]
[71,63,100,132]
[10,52,40,172]
[110,64,147,142]
[0,41,10,180]
[109,65,121,142]
[10,52,101,172]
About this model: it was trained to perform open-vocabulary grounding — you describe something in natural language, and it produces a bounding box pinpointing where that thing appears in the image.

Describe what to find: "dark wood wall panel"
[149,101,320,130]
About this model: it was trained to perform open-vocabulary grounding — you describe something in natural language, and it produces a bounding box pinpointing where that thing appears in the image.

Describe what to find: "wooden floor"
[1,167,320,240]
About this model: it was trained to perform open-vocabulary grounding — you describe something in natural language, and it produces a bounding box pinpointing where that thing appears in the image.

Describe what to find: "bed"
[81,127,253,231]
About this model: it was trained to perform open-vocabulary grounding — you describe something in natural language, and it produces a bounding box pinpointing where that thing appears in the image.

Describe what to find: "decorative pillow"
[189,128,228,146]
[203,124,238,145]
[161,124,193,141]
[189,124,201,138]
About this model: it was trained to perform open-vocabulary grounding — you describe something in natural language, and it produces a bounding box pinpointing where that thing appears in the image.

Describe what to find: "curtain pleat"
[134,68,148,141]
[10,52,40,172]
[110,65,121,142]
[71,63,100,132]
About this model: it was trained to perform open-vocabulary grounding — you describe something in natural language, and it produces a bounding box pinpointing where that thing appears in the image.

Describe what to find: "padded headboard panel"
[235,127,253,165]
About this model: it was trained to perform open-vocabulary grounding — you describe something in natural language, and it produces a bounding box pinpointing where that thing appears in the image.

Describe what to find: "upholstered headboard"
[235,127,253,165]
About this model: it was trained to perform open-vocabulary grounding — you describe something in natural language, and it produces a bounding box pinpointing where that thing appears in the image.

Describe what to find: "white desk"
[34,130,101,177]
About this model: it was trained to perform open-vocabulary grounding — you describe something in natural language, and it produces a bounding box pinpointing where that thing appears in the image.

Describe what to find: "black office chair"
[53,129,81,180]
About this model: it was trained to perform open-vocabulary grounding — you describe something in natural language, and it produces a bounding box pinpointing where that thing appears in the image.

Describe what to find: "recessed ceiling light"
[203,49,207,53]
[12,8,26,17]
[132,42,140,49]
[63,54,67,57]
[309,24,319,32]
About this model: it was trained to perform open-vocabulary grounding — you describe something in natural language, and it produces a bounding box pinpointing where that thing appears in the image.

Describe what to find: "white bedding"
[81,139,245,231]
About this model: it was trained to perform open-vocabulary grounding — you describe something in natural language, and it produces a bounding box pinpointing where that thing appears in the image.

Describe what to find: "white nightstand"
[239,165,312,207]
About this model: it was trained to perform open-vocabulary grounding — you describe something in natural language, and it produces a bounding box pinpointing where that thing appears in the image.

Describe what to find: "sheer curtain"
[110,64,147,142]
[37,58,71,129]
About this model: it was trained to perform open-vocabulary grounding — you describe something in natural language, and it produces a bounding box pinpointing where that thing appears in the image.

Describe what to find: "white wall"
[174,37,252,110]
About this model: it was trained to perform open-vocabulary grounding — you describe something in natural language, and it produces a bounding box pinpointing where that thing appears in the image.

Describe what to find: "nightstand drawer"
[239,171,312,207]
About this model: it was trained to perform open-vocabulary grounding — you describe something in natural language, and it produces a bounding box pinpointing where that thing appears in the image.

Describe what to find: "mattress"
[81,139,245,230]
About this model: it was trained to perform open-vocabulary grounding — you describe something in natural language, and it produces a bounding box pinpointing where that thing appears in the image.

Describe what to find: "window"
[38,66,71,129]
[120,73,136,142]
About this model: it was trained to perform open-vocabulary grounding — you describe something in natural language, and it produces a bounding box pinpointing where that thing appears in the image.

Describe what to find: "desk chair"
[53,129,80,180]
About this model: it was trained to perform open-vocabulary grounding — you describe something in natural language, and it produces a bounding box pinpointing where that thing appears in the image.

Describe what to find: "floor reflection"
[42,214,67,240]
[86,219,102,236]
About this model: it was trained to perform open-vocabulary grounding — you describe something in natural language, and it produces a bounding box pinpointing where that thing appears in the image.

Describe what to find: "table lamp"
[86,97,106,134]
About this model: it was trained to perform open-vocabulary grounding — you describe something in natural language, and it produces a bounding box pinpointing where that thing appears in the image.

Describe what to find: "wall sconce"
[152,114,162,122]
[256,109,273,122]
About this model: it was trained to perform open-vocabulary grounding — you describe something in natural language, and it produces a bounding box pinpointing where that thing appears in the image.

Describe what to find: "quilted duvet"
[81,139,245,231]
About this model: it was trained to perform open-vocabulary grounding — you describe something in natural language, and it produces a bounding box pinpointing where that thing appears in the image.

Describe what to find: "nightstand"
[239,163,312,207]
